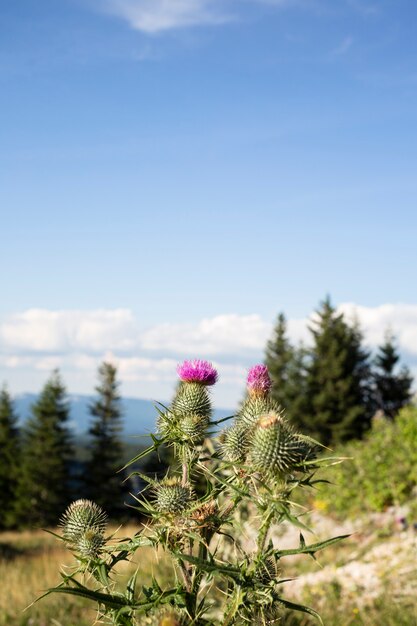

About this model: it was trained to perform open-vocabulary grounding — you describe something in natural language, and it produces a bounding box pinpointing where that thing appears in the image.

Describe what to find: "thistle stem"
[257,507,274,553]
[177,556,192,592]
[182,461,189,486]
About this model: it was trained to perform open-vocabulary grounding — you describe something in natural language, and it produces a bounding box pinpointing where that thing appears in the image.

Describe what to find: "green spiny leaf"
[275,534,349,559]
[278,597,324,624]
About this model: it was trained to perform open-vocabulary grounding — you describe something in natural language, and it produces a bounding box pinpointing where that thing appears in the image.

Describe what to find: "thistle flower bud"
[156,410,175,439]
[254,556,279,584]
[221,423,249,463]
[154,478,193,515]
[250,412,313,477]
[76,528,106,559]
[176,360,218,386]
[60,499,107,558]
[238,396,281,429]
[172,382,211,419]
[247,364,271,398]
[190,501,220,530]
[179,413,209,443]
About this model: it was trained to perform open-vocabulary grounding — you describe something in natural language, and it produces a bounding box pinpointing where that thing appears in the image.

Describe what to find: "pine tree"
[373,332,413,418]
[265,314,308,428]
[15,371,73,527]
[86,362,125,518]
[305,298,372,445]
[265,313,293,409]
[282,344,309,430]
[0,386,20,529]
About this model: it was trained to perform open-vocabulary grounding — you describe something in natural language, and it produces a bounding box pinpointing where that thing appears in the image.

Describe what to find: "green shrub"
[317,405,417,517]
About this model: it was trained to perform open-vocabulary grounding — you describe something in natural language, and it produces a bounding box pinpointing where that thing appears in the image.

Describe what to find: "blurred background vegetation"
[1,296,416,625]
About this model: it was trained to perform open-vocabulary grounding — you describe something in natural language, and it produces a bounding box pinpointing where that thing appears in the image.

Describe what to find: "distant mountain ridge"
[14,393,233,437]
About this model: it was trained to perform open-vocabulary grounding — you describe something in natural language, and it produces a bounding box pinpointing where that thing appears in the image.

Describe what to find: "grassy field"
[0,524,170,626]
[1,516,416,626]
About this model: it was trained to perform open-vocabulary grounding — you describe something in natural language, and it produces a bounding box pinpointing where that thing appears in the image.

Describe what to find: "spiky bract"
[251,605,282,626]
[250,412,314,477]
[190,500,220,530]
[156,410,175,439]
[238,396,282,429]
[76,528,106,558]
[157,409,209,444]
[154,478,193,515]
[172,382,211,419]
[254,556,279,584]
[60,499,107,557]
[179,413,209,443]
[221,423,249,463]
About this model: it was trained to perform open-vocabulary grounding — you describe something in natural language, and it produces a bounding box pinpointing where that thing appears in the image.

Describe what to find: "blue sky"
[1,0,417,405]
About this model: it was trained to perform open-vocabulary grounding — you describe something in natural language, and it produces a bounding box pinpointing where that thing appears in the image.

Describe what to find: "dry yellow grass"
[0,524,168,626]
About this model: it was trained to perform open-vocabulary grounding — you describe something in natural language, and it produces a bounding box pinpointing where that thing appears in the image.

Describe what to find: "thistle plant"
[40,360,347,625]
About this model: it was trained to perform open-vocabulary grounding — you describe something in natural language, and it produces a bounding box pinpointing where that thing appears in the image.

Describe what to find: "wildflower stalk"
[40,360,347,626]
[181,460,189,487]
[257,506,274,553]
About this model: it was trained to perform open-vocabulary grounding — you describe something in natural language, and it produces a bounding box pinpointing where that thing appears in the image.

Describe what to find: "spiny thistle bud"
[154,478,193,515]
[221,423,249,463]
[190,500,219,529]
[76,528,106,559]
[250,412,313,477]
[172,382,212,418]
[156,410,175,439]
[179,413,209,443]
[252,606,281,626]
[176,359,218,386]
[254,556,279,584]
[238,395,282,429]
[60,499,107,558]
[247,364,271,398]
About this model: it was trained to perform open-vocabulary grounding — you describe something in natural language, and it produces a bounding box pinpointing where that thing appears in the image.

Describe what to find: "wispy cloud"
[89,0,380,35]
[93,0,299,34]
[346,0,379,17]
[332,35,353,56]
[97,0,234,34]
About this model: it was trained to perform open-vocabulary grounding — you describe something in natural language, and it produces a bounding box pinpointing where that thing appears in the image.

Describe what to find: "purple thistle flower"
[247,364,271,396]
[177,360,218,386]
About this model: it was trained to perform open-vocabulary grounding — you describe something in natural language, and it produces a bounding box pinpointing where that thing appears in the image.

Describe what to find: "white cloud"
[98,0,234,34]
[3,305,417,361]
[140,314,271,354]
[88,0,377,35]
[94,0,297,34]
[338,303,417,355]
[1,304,417,405]
[0,308,137,353]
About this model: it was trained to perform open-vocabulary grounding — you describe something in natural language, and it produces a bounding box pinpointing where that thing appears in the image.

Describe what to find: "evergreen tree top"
[373,330,413,419]
[89,362,123,424]
[86,362,125,517]
[30,369,70,424]
[374,331,400,375]
[0,385,19,432]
